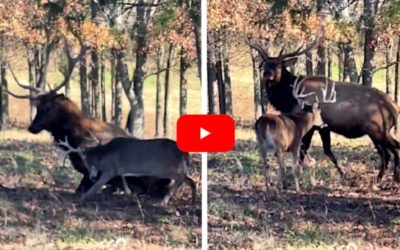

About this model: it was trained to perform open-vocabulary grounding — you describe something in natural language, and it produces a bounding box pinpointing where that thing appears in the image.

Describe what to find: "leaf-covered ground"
[0,132,201,250]
[208,125,400,250]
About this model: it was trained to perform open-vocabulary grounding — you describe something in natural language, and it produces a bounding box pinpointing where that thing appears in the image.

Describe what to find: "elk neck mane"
[53,96,110,144]
[267,67,301,113]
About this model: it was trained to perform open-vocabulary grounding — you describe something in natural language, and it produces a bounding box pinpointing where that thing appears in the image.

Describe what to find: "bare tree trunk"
[216,47,225,114]
[207,34,216,114]
[361,0,375,87]
[327,46,332,79]
[386,42,392,97]
[65,63,71,97]
[316,0,326,76]
[100,53,106,121]
[0,59,8,130]
[189,3,201,79]
[111,49,122,127]
[222,41,232,115]
[91,50,100,118]
[80,57,90,115]
[395,38,400,103]
[305,52,313,75]
[179,48,189,116]
[125,1,152,137]
[343,43,358,82]
[163,44,173,137]
[114,70,122,128]
[251,48,262,119]
[110,54,116,120]
[27,49,35,121]
[338,44,343,81]
[155,48,163,137]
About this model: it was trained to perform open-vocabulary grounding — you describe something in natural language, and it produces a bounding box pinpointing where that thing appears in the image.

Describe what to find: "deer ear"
[283,57,298,66]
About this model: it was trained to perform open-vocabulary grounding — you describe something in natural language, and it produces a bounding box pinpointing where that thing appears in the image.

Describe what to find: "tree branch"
[373,61,399,74]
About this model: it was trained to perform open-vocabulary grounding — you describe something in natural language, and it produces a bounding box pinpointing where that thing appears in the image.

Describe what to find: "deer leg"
[257,142,271,189]
[275,151,285,191]
[80,172,114,202]
[121,176,132,195]
[76,175,95,194]
[291,149,301,192]
[184,176,196,206]
[319,128,345,177]
[161,179,180,206]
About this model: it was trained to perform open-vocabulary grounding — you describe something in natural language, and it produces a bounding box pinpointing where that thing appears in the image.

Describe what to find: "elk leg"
[373,142,389,183]
[300,127,316,166]
[386,138,400,182]
[319,128,345,177]
[275,151,285,191]
[80,172,113,202]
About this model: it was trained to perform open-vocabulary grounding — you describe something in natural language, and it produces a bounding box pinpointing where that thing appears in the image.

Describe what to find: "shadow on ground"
[208,138,400,249]
[0,139,201,249]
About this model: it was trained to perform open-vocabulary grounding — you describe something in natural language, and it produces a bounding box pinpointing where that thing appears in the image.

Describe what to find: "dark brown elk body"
[28,91,170,194]
[248,42,400,182]
[256,107,315,191]
[61,137,196,206]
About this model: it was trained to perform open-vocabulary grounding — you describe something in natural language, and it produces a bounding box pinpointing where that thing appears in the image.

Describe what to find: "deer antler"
[320,79,337,103]
[57,136,85,167]
[87,131,101,145]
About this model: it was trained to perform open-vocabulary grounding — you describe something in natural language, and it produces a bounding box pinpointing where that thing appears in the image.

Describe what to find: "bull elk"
[7,37,170,195]
[58,136,196,206]
[247,38,400,182]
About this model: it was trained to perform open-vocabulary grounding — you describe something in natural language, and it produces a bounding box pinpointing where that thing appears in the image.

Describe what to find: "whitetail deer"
[58,136,196,206]
[255,106,316,192]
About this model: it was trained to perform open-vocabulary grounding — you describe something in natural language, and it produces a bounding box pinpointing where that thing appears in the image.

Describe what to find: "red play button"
[177,114,235,152]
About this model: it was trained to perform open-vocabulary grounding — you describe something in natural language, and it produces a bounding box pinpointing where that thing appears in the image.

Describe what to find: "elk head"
[245,37,320,87]
[28,92,67,133]
[7,36,88,133]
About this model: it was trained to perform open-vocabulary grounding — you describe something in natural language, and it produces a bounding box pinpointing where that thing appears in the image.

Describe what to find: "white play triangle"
[200,127,210,140]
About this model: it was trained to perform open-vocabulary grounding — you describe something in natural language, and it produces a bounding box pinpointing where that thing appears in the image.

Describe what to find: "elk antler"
[244,36,269,60]
[52,35,89,92]
[7,63,45,99]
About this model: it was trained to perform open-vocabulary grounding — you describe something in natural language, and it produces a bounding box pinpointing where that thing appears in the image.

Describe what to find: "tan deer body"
[255,109,315,191]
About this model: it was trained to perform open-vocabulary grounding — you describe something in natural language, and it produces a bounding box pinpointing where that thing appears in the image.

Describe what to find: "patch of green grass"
[57,225,112,244]
[0,151,44,176]
[284,224,334,248]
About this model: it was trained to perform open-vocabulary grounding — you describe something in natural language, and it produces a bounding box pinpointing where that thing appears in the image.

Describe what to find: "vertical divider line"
[200,0,208,248]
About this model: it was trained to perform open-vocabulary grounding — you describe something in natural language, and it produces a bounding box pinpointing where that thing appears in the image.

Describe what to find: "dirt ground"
[208,125,400,250]
[0,136,201,250]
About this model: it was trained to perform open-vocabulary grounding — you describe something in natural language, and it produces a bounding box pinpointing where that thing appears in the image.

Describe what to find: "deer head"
[57,136,98,180]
